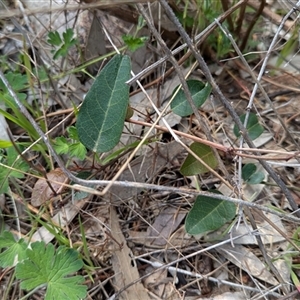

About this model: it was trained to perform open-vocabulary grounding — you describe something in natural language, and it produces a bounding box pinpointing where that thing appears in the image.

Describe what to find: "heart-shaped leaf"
[76,55,131,152]
[171,80,211,117]
[233,113,264,140]
[180,142,218,176]
[185,190,236,235]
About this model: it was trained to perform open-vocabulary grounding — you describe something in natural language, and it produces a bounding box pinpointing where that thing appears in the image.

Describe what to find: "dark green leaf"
[171,80,211,117]
[180,142,218,176]
[233,113,264,140]
[242,163,257,181]
[185,191,236,235]
[76,54,131,153]
[247,172,265,185]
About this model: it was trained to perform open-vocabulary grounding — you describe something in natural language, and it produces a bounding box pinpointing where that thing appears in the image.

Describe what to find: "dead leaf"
[146,207,186,246]
[215,244,278,285]
[209,212,287,245]
[109,205,151,300]
[31,168,68,207]
[143,265,168,297]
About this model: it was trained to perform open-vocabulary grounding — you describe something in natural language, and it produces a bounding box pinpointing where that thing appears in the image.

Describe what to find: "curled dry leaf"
[31,168,68,207]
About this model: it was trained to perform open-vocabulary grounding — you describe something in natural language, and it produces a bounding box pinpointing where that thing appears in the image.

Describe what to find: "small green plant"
[0,71,45,144]
[0,231,87,300]
[0,147,29,194]
[53,126,87,161]
[122,15,148,52]
[74,53,229,236]
[122,35,148,52]
[47,28,77,60]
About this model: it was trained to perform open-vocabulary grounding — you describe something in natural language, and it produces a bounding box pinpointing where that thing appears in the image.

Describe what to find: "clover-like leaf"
[76,54,131,153]
[15,241,87,300]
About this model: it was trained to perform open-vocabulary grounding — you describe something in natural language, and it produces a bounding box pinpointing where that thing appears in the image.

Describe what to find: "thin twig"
[157,0,300,217]
[109,233,284,299]
[137,3,232,185]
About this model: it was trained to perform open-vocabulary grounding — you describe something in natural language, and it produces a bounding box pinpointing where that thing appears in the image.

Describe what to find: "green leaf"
[185,191,236,235]
[0,140,13,148]
[76,54,131,153]
[53,137,69,155]
[15,242,87,300]
[47,31,62,46]
[0,97,39,140]
[242,163,264,184]
[0,72,28,92]
[0,231,28,267]
[69,143,87,161]
[242,163,257,181]
[247,171,265,185]
[171,80,211,117]
[48,29,77,59]
[233,113,264,140]
[68,126,80,141]
[122,35,148,51]
[180,142,218,176]
[63,29,77,47]
[53,128,87,160]
[0,147,29,194]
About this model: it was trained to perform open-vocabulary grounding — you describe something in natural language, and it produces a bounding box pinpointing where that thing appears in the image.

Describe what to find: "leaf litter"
[2,1,300,299]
